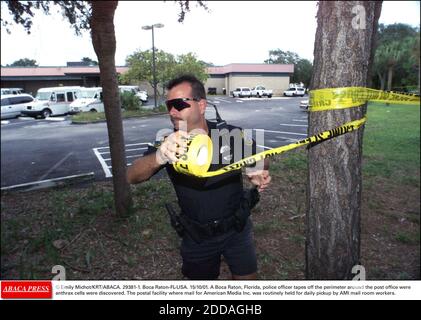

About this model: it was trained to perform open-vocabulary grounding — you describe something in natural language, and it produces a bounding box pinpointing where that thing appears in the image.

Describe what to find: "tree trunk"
[377,71,385,90]
[90,1,133,216]
[306,1,382,279]
[387,66,393,91]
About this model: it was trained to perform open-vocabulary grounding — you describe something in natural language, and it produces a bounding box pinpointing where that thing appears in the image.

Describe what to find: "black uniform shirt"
[146,120,256,223]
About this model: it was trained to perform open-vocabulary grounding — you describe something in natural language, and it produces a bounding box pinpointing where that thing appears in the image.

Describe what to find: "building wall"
[228,74,291,96]
[204,74,291,96]
[204,76,226,95]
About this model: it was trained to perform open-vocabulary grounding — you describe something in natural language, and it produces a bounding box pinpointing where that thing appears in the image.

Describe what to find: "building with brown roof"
[1,63,293,97]
[206,63,294,96]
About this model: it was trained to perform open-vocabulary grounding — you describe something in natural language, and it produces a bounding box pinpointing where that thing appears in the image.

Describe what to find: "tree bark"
[90,1,133,216]
[306,1,382,279]
[387,66,393,91]
[377,71,385,90]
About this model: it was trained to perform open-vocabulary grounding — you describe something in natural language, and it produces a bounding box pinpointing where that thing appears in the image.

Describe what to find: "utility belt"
[165,187,260,244]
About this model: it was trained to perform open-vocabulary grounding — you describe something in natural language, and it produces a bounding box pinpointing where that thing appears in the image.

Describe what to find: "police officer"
[127,75,271,280]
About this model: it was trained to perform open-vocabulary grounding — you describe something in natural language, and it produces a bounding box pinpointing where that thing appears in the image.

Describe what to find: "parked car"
[21,86,82,118]
[1,93,34,119]
[231,87,252,98]
[69,87,104,114]
[118,85,148,104]
[207,87,217,95]
[299,99,309,111]
[283,87,306,97]
[251,85,272,98]
[1,88,24,95]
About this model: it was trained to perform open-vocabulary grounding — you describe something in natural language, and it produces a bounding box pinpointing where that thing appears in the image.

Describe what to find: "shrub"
[120,91,141,111]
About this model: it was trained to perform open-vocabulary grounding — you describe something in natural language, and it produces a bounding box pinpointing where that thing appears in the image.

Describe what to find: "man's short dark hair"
[166,75,206,100]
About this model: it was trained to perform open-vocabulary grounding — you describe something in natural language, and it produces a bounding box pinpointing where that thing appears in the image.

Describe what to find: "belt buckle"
[211,219,222,234]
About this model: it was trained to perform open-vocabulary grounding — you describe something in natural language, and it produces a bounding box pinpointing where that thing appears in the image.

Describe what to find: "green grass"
[363,102,420,185]
[395,231,420,245]
[71,107,166,122]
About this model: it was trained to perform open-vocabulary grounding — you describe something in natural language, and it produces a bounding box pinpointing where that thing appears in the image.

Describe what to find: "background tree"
[120,49,176,100]
[372,23,419,91]
[7,58,38,67]
[121,49,208,98]
[172,52,208,83]
[307,1,382,279]
[2,0,208,216]
[81,56,98,66]
[265,49,313,88]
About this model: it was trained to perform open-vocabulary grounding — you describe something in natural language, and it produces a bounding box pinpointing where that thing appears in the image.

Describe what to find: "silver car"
[1,93,34,119]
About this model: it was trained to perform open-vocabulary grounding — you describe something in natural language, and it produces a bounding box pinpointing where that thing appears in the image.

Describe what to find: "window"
[56,93,65,102]
[10,96,25,104]
[21,96,34,103]
[66,92,74,102]
[1,98,10,106]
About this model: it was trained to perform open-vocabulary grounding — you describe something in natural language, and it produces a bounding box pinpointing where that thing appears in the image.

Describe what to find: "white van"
[69,87,104,114]
[283,87,306,97]
[118,85,148,104]
[1,88,24,95]
[1,94,35,119]
[21,86,82,118]
[231,87,252,98]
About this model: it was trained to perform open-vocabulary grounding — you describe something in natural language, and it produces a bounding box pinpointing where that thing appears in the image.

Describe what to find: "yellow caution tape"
[173,117,367,178]
[172,87,419,177]
[173,133,213,176]
[310,87,420,111]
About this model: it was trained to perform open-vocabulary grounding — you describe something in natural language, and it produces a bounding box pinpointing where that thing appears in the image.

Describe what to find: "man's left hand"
[246,170,272,192]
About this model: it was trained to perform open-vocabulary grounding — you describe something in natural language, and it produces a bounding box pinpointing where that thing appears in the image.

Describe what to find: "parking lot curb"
[1,172,95,193]
[71,112,167,124]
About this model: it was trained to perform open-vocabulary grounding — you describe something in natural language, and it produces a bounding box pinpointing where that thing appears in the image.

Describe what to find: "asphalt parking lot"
[1,95,308,188]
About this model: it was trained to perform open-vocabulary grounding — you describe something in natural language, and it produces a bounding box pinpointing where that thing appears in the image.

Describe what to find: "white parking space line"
[257,144,273,150]
[93,142,152,178]
[237,97,292,100]
[93,148,113,178]
[125,147,148,152]
[1,172,95,191]
[124,142,151,147]
[99,147,147,154]
[37,152,74,181]
[293,119,308,122]
[95,142,151,151]
[103,154,144,161]
[236,100,244,103]
[253,128,307,136]
[279,123,308,127]
[214,97,232,103]
[45,117,66,121]
[1,119,38,126]
[1,121,10,125]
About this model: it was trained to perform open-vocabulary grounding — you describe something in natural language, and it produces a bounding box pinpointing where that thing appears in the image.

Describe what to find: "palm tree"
[374,44,388,90]
[383,40,407,91]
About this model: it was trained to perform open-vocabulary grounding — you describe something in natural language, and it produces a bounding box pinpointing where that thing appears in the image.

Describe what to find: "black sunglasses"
[165,97,200,111]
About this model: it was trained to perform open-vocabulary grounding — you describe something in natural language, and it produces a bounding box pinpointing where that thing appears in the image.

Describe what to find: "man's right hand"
[156,130,189,165]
